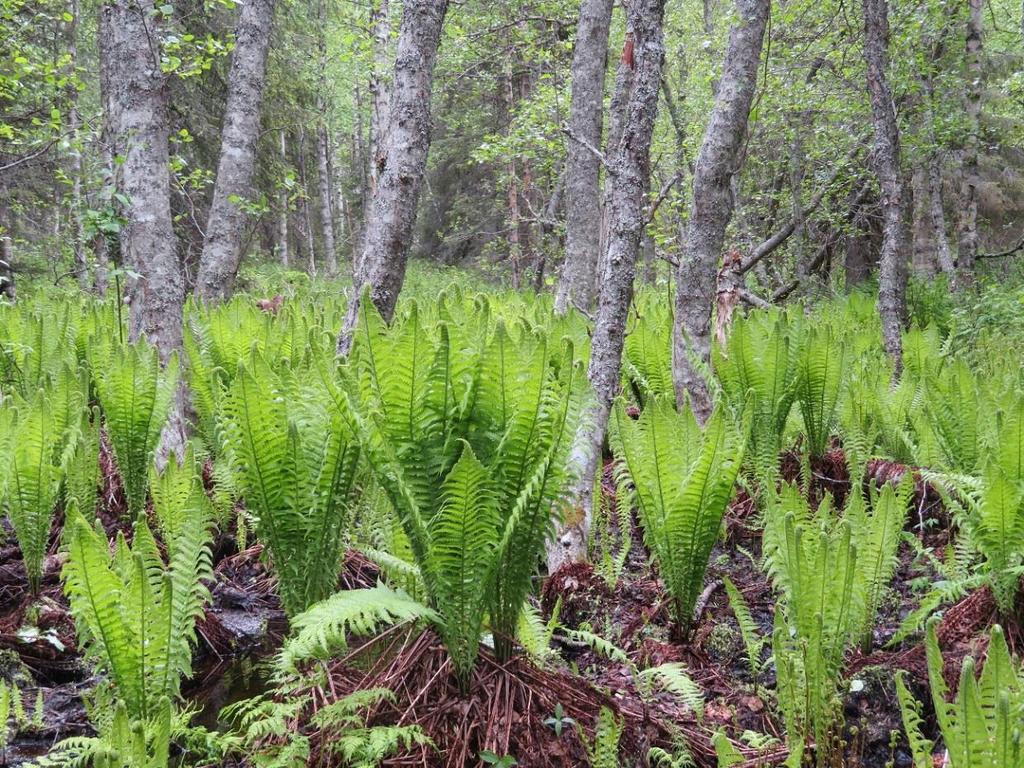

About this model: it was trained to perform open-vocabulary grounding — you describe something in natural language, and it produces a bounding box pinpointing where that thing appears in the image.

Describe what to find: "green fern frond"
[277,584,438,673]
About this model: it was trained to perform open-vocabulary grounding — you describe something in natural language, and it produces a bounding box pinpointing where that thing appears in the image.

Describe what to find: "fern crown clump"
[612,396,745,633]
[90,340,179,518]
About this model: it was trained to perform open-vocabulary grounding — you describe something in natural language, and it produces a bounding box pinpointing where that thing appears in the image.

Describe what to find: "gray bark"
[278,130,290,267]
[956,0,982,287]
[67,0,88,291]
[297,127,316,275]
[101,0,182,360]
[194,0,276,302]
[368,0,392,199]
[0,197,14,301]
[554,0,613,315]
[317,125,338,274]
[102,0,186,462]
[338,0,450,354]
[594,43,636,299]
[548,0,665,570]
[928,154,954,274]
[863,0,908,374]
[670,0,769,422]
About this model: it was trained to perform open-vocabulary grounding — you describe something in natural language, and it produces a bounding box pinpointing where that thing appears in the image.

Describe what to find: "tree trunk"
[0,197,14,301]
[369,0,392,199]
[194,0,276,302]
[956,0,982,287]
[594,42,637,299]
[101,0,186,462]
[337,0,450,354]
[278,130,290,267]
[67,0,88,291]
[101,0,181,360]
[554,0,613,315]
[863,0,908,374]
[317,125,337,274]
[670,0,769,423]
[911,167,935,275]
[928,153,954,274]
[297,127,317,276]
[548,0,666,570]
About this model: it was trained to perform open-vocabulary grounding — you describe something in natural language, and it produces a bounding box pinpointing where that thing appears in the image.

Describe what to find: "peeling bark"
[548,0,665,570]
[554,0,613,314]
[670,0,769,422]
[195,0,276,302]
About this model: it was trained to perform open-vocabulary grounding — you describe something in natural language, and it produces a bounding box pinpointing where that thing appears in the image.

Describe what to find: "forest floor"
[0,445,1008,767]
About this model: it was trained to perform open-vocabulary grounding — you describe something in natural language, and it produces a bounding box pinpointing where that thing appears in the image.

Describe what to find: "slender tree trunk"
[911,167,935,275]
[278,130,290,267]
[928,153,954,274]
[337,0,450,354]
[315,0,337,276]
[102,0,186,462]
[67,0,88,291]
[297,127,317,275]
[548,0,666,570]
[194,0,276,301]
[368,0,392,198]
[317,125,337,274]
[0,195,14,301]
[956,0,982,287]
[670,0,769,422]
[101,0,181,359]
[554,0,613,314]
[594,42,637,298]
[863,0,908,373]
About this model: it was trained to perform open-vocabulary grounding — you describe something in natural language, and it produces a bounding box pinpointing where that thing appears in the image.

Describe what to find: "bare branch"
[561,124,616,174]
[738,137,868,275]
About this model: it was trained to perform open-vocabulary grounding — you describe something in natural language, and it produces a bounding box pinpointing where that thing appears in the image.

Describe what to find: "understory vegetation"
[1,268,1024,767]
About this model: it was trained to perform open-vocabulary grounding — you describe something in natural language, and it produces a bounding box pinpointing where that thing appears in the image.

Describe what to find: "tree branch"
[645,170,682,224]
[738,137,868,276]
[976,235,1024,260]
[561,124,616,174]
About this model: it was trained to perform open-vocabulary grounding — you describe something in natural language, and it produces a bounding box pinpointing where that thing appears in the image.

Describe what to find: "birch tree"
[554,0,614,315]
[863,0,908,373]
[670,0,770,422]
[337,0,450,354]
[195,0,277,302]
[549,0,666,570]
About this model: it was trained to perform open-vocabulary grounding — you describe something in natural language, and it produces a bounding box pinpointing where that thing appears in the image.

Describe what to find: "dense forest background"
[2,0,1022,298]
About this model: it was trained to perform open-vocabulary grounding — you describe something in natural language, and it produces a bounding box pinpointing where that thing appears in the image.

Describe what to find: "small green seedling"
[480,750,518,767]
[543,702,575,737]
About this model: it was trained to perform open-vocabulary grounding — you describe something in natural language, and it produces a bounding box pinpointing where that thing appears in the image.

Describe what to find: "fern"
[333,297,583,684]
[221,353,361,617]
[60,490,208,768]
[713,313,797,487]
[636,663,705,720]
[847,479,911,651]
[895,672,935,768]
[90,341,179,519]
[795,324,844,459]
[723,576,766,685]
[765,491,859,763]
[897,622,1024,768]
[6,372,84,592]
[612,397,745,632]
[277,584,438,672]
[584,707,623,768]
